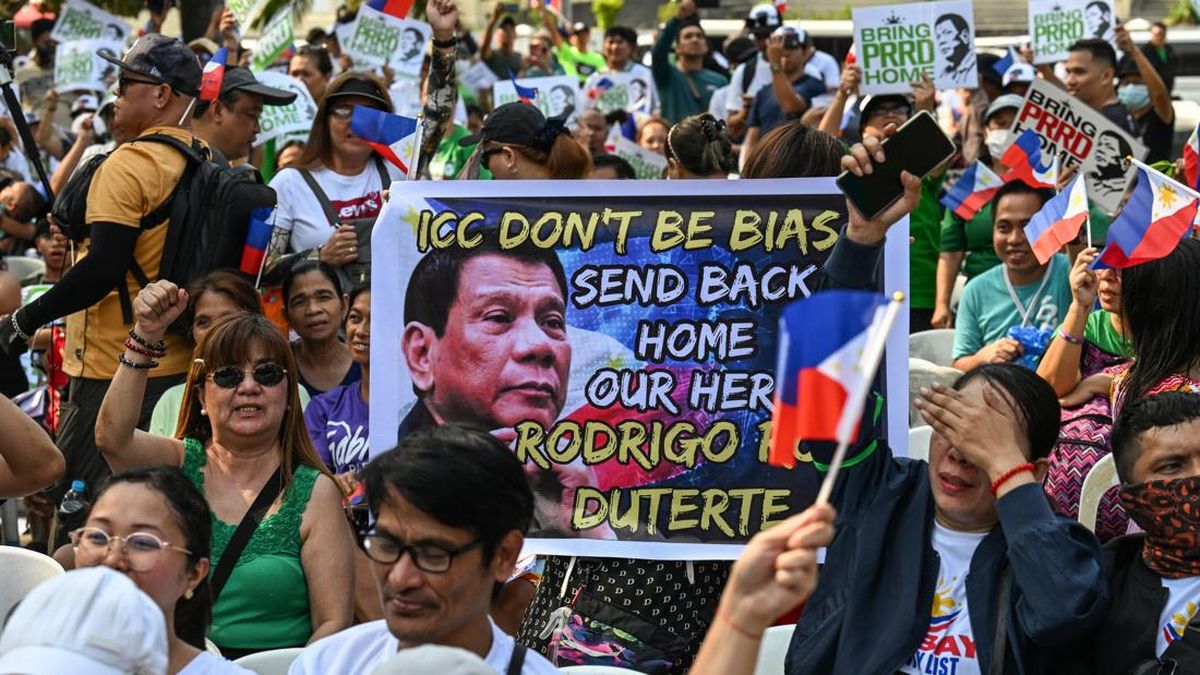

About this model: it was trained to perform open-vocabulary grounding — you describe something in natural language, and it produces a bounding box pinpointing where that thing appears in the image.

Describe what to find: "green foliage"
[1166,0,1197,26]
[592,0,624,31]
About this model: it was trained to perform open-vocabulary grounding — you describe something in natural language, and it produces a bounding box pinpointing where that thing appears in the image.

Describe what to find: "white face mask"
[985,129,1008,161]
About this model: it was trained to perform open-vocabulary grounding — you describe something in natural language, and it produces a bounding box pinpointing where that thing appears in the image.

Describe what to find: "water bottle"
[57,479,90,534]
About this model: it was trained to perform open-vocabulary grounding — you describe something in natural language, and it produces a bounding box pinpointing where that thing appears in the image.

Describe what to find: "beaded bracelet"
[119,353,158,370]
[1056,328,1084,346]
[127,329,167,355]
[123,337,165,359]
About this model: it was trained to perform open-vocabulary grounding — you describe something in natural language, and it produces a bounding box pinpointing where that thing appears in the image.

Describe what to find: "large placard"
[1029,0,1117,64]
[853,0,977,95]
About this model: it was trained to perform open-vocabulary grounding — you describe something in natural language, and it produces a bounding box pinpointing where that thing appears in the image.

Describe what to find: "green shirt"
[552,44,605,84]
[651,18,729,123]
[1085,309,1132,357]
[939,203,1002,280]
[952,253,1072,360]
[910,175,946,309]
[429,124,493,181]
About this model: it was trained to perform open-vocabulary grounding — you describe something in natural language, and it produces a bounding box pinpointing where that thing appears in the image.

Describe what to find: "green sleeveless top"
[182,437,319,650]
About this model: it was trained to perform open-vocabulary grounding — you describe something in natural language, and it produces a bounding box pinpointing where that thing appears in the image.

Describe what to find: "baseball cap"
[572,22,590,35]
[325,75,393,111]
[220,68,298,106]
[746,3,783,34]
[370,645,494,675]
[459,102,548,148]
[859,93,911,122]
[985,93,1025,123]
[0,567,168,675]
[70,95,98,117]
[1002,63,1035,88]
[772,25,810,48]
[726,37,758,65]
[98,34,203,98]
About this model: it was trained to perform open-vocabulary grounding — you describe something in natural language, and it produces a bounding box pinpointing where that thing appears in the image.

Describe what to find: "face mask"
[1118,83,1150,110]
[1118,475,1200,578]
[985,129,1008,161]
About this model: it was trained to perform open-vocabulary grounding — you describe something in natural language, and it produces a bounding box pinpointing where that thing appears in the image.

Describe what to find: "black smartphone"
[836,110,955,221]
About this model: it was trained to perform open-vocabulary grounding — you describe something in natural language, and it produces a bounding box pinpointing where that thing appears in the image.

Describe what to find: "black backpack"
[52,134,277,333]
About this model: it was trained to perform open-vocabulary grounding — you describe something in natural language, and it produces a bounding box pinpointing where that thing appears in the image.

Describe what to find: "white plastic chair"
[909,329,957,368]
[908,426,934,462]
[752,624,795,675]
[559,667,640,673]
[0,546,64,624]
[950,273,967,313]
[3,256,45,284]
[233,647,305,675]
[909,358,962,428]
[1078,454,1119,532]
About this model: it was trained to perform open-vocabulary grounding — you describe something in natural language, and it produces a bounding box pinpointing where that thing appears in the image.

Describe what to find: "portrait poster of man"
[585,71,657,116]
[343,4,432,75]
[1007,79,1147,213]
[369,180,910,559]
[492,75,584,126]
[1029,0,1117,64]
[852,0,977,95]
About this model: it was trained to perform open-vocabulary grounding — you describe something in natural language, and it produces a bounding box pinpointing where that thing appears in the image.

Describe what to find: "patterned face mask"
[1119,475,1200,578]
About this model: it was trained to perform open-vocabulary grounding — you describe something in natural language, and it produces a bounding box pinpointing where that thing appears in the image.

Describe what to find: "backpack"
[52,134,277,333]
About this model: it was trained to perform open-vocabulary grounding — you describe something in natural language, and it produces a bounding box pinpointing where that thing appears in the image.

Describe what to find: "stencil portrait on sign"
[852,0,978,95]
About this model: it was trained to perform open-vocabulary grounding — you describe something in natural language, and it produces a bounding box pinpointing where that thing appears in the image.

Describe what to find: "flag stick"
[815,292,905,505]
[408,113,425,182]
[253,208,277,290]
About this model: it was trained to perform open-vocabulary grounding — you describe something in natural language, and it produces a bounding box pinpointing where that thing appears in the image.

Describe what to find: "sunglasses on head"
[208,363,288,389]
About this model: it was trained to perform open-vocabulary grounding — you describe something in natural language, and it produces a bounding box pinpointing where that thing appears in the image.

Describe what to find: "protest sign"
[459,60,499,93]
[54,41,117,93]
[50,0,129,46]
[252,72,317,147]
[852,0,976,95]
[584,71,656,115]
[493,75,583,124]
[227,0,270,27]
[369,180,910,558]
[1028,0,1115,64]
[608,136,667,180]
[343,5,431,76]
[1008,79,1147,213]
[250,7,295,73]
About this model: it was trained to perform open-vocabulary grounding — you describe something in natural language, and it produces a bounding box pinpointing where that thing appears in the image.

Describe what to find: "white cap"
[1002,63,1036,88]
[0,567,168,675]
[370,645,494,675]
[70,95,99,117]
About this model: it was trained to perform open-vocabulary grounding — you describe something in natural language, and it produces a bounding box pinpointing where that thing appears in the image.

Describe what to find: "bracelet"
[9,312,31,342]
[127,329,167,355]
[119,353,158,370]
[989,463,1035,496]
[715,609,762,641]
[123,337,165,359]
[432,35,458,49]
[1056,328,1084,345]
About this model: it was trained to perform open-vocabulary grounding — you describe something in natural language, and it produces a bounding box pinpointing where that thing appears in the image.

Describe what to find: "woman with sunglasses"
[96,280,355,657]
[72,466,252,674]
[461,101,592,179]
[264,0,461,288]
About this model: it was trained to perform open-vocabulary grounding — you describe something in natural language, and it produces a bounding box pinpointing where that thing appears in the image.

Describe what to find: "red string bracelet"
[715,609,762,641]
[990,463,1035,496]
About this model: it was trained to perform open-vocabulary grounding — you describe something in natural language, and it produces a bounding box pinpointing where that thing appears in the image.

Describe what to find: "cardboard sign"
[492,75,583,124]
[1029,0,1116,64]
[252,72,318,147]
[852,0,977,95]
[459,60,499,93]
[227,0,270,27]
[369,179,910,558]
[50,0,129,46]
[250,7,295,73]
[53,41,119,93]
[584,70,656,116]
[1008,79,1147,213]
[343,5,431,76]
[608,136,667,180]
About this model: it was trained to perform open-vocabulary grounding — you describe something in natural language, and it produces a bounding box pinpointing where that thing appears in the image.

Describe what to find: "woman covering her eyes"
[95,280,355,658]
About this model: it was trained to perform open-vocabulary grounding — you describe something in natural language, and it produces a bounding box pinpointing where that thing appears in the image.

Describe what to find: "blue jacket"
[784,434,1110,674]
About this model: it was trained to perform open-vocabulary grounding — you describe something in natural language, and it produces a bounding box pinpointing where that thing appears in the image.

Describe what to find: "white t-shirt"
[1157,575,1200,657]
[899,521,986,675]
[178,651,254,675]
[268,162,404,254]
[287,618,559,675]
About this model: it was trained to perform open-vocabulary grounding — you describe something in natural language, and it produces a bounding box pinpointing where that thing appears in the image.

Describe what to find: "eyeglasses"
[359,530,482,573]
[870,104,912,118]
[208,363,288,389]
[117,76,163,97]
[70,527,190,571]
[330,105,356,120]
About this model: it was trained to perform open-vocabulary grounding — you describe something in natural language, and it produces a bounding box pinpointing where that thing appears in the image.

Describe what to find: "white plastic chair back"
[3,257,45,284]
[0,546,64,625]
[1078,454,1119,532]
[233,647,305,675]
[909,358,962,428]
[909,329,957,368]
[752,624,795,675]
[908,426,934,462]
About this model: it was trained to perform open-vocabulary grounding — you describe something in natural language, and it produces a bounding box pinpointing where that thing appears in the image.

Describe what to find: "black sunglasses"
[480,145,506,166]
[208,363,288,389]
[117,76,164,97]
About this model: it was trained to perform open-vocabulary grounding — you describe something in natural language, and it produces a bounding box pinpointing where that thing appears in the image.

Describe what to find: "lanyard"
[1003,256,1054,328]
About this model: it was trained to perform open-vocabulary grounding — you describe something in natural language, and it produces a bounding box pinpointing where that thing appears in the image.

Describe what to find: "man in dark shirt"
[743,26,825,159]
[1064,39,1136,136]
[1141,22,1178,93]
[1115,26,1173,163]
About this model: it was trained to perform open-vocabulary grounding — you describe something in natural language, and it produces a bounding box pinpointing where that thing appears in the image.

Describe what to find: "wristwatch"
[770,63,783,74]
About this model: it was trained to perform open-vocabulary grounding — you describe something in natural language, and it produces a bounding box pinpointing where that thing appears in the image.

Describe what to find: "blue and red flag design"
[1001,129,1058,189]
[993,46,1017,76]
[939,160,1003,220]
[768,290,887,468]
[1184,123,1199,192]
[198,47,228,101]
[365,0,415,19]
[239,207,274,277]
[1096,159,1199,269]
[350,105,420,176]
[1024,174,1090,264]
[509,69,539,105]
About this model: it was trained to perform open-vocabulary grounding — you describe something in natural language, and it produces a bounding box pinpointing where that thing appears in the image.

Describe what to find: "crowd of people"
[0,0,1198,673]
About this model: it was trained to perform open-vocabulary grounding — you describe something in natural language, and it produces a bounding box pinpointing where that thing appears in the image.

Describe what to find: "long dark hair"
[953,364,1061,461]
[666,113,735,177]
[296,71,392,170]
[741,120,844,178]
[1121,238,1200,401]
[94,466,212,649]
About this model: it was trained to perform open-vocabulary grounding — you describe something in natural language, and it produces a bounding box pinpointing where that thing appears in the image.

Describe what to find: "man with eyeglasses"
[0,34,204,528]
[191,67,297,166]
[290,425,558,674]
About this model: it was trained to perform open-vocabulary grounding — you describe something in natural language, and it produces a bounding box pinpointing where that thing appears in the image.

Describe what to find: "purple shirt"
[304,383,370,475]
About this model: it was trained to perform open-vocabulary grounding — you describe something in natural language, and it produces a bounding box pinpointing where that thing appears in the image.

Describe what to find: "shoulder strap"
[742,57,758,94]
[210,465,285,601]
[506,642,527,675]
[990,566,1012,675]
[374,156,392,187]
[298,168,340,227]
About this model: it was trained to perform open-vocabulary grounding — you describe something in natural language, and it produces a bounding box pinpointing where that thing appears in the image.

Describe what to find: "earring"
[509,165,518,174]
[200,408,207,416]
[184,588,194,600]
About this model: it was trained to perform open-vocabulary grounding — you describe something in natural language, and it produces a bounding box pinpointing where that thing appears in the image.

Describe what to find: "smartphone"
[836,110,956,221]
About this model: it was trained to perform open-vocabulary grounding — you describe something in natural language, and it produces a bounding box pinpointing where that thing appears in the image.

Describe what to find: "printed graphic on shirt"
[1156,575,1200,657]
[326,421,370,474]
[899,578,981,675]
[1163,600,1197,647]
[333,192,385,221]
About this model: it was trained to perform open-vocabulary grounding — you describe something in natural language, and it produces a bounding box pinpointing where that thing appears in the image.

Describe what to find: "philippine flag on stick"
[940,160,1003,221]
[509,70,539,105]
[366,0,415,19]
[350,106,422,178]
[1001,129,1058,189]
[199,47,228,101]
[1024,175,1090,264]
[768,290,895,471]
[1183,123,1199,192]
[1096,159,1199,269]
[240,206,274,282]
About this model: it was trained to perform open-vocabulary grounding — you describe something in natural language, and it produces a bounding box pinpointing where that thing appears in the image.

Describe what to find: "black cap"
[221,68,297,106]
[499,15,516,28]
[325,76,392,110]
[726,37,758,65]
[604,26,637,45]
[98,34,202,97]
[459,102,546,147]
